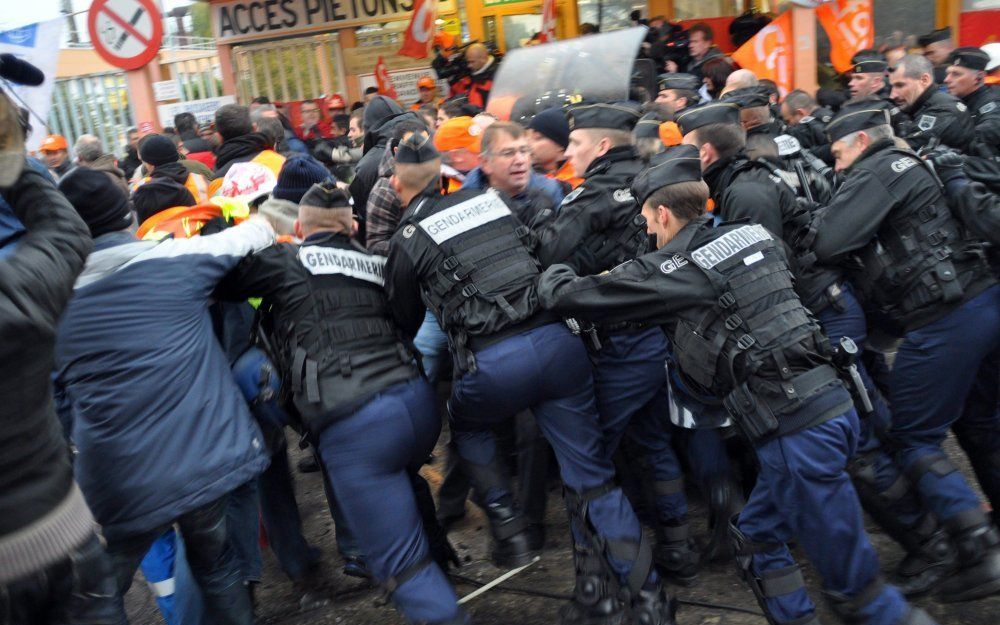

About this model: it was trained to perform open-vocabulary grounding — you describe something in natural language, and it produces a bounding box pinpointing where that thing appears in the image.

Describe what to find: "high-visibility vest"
[553,160,584,189]
[251,150,286,177]
[133,172,209,205]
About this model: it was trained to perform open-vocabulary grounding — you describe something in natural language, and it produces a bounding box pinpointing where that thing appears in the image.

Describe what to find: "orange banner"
[398,0,438,59]
[539,0,556,43]
[731,11,794,97]
[816,0,874,74]
[375,56,399,99]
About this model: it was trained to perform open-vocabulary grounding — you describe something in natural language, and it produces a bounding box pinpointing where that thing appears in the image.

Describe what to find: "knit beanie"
[58,167,134,237]
[273,156,330,203]
[528,108,570,149]
[138,134,180,167]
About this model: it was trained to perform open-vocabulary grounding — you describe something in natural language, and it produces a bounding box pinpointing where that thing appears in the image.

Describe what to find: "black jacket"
[964,85,1000,158]
[787,107,833,166]
[214,132,273,177]
[899,86,976,153]
[0,168,94,575]
[180,131,215,157]
[120,147,142,181]
[533,146,646,274]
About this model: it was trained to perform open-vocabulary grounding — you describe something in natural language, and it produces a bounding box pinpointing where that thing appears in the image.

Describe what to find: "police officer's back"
[216,182,466,625]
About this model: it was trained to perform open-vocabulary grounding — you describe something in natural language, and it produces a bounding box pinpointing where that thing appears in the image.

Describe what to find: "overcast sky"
[0,0,194,33]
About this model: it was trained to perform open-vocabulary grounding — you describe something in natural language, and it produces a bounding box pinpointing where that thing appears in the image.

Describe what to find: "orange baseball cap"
[658,121,683,147]
[39,134,68,152]
[417,76,436,90]
[434,116,482,153]
[326,94,347,110]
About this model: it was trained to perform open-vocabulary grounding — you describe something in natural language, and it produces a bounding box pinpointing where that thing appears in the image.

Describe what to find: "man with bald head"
[461,43,497,108]
[721,69,758,97]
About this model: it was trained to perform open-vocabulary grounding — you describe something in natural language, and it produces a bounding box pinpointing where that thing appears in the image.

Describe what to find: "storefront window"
[672,0,745,20]
[576,0,644,31]
[502,14,543,49]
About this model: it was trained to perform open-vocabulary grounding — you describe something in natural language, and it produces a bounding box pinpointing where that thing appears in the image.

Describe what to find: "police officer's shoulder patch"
[956,102,967,113]
[402,224,416,238]
[612,188,634,203]
[889,156,918,173]
[660,254,689,274]
[561,186,585,205]
[982,102,997,114]
[918,115,937,131]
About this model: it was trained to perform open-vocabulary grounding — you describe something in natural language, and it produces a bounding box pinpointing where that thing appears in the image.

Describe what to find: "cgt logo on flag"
[816,0,873,74]
[732,11,793,97]
[398,0,438,59]
[375,56,399,99]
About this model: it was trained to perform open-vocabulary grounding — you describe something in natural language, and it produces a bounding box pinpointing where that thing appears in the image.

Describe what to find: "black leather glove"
[564,232,622,275]
[925,148,967,187]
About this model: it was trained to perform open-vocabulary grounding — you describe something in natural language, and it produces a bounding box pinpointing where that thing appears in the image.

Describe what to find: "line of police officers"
[211,44,999,625]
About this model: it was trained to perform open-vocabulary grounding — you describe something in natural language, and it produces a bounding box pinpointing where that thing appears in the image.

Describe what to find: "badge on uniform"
[660,254,689,274]
[956,102,967,113]
[774,134,802,157]
[612,188,634,203]
[402,224,416,238]
[561,186,584,205]
[982,102,997,114]
[917,115,937,131]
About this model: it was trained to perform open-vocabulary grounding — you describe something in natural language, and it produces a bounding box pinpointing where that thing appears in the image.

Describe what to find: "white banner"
[157,95,237,129]
[0,18,63,152]
[358,68,445,107]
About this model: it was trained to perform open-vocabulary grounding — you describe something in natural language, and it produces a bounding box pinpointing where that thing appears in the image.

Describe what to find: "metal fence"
[47,72,134,157]
[232,34,346,104]
[162,50,223,102]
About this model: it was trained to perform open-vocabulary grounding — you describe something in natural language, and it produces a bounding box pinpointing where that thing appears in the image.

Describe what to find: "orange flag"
[816,0,874,74]
[732,11,794,97]
[398,0,438,59]
[374,56,399,100]
[539,0,557,43]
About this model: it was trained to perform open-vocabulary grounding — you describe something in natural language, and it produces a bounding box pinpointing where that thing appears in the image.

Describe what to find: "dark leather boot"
[653,522,699,586]
[937,516,1000,602]
[893,526,956,597]
[700,476,744,563]
[558,546,627,625]
[485,496,536,568]
[629,584,678,625]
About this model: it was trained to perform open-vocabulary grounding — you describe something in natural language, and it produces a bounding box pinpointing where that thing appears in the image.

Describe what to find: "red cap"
[417,76,436,90]
[326,94,346,110]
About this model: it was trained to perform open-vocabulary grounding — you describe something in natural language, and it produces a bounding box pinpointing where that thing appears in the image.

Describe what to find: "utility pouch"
[723,382,780,445]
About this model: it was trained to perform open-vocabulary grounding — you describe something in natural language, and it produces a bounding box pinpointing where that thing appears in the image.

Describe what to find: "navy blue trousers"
[316,378,460,623]
[888,285,1000,523]
[816,286,926,530]
[594,328,687,523]
[450,323,646,583]
[739,409,910,625]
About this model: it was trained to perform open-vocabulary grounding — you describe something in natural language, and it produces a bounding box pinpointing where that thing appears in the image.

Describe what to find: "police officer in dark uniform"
[536,146,937,625]
[889,54,975,153]
[529,102,700,585]
[384,132,678,625]
[215,182,465,624]
[654,73,702,118]
[810,101,1000,602]
[848,56,911,138]
[929,149,1000,247]
[944,47,1000,158]
[781,89,835,166]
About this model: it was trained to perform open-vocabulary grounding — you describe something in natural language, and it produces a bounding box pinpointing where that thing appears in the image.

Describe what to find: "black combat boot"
[892,522,956,597]
[485,495,536,568]
[629,583,678,625]
[937,514,1000,602]
[652,522,699,586]
[700,475,744,563]
[558,546,627,625]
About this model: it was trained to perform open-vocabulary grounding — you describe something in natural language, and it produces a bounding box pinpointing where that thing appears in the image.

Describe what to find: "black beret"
[720,85,770,109]
[657,73,700,92]
[918,27,951,48]
[395,131,440,164]
[634,112,664,140]
[851,57,888,74]
[825,100,892,143]
[675,102,740,136]
[566,102,642,132]
[631,144,703,206]
[300,181,352,209]
[947,47,990,71]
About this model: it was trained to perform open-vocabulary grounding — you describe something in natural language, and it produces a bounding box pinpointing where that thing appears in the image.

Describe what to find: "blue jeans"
[104,495,253,625]
[316,378,460,623]
[414,310,450,384]
[889,285,1000,524]
[739,410,910,625]
[450,323,647,584]
[595,328,686,523]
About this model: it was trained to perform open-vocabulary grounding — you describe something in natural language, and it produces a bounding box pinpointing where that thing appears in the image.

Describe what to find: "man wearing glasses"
[297,100,334,144]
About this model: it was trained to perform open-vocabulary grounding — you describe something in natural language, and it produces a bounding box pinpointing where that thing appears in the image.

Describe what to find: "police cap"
[634,112,664,140]
[720,85,770,109]
[395,131,440,164]
[851,57,888,74]
[300,181,353,210]
[825,100,892,143]
[675,101,740,136]
[947,47,990,71]
[631,144,703,206]
[566,102,642,132]
[918,27,951,48]
[657,73,700,92]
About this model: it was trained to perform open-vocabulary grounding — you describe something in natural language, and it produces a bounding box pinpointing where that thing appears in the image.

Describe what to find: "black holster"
[723,382,779,445]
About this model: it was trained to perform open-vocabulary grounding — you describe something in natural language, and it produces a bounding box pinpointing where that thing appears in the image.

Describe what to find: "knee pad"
[903,452,958,485]
[822,576,885,625]
[728,515,809,625]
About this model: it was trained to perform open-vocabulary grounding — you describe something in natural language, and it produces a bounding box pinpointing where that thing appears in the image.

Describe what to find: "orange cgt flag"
[398,0,438,59]
[539,0,557,43]
[732,11,794,97]
[816,0,874,74]
[374,56,399,100]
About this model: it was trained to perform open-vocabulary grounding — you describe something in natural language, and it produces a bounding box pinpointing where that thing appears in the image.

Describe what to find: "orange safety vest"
[251,150,286,177]
[133,172,210,205]
[553,160,584,189]
[137,204,224,241]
